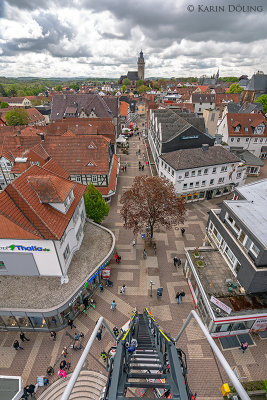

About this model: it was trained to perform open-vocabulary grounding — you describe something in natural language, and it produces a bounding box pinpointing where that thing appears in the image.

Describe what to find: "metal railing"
[175,310,251,400]
[144,308,190,400]
[60,317,116,400]
[107,309,138,399]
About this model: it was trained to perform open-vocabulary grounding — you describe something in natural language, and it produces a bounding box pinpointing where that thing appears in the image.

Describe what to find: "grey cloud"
[1,12,92,58]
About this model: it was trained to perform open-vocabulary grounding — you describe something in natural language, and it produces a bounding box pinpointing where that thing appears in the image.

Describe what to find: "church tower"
[137,50,145,80]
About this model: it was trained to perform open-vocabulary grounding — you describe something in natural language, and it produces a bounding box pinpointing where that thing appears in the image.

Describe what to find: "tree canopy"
[84,183,109,224]
[121,85,127,93]
[69,83,79,91]
[137,79,144,87]
[55,85,63,92]
[120,175,186,239]
[5,109,30,126]
[226,83,244,93]
[138,84,150,94]
[255,95,267,113]
[122,78,131,86]
[0,102,9,109]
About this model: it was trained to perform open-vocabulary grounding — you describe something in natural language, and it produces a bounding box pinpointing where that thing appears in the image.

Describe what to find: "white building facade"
[159,146,246,202]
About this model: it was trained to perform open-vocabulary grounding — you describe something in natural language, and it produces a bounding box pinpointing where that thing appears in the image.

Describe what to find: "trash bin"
[157,288,163,297]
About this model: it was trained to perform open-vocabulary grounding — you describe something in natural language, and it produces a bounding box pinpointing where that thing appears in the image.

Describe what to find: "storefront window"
[60,305,76,323]
[28,316,47,328]
[45,315,61,329]
[13,316,32,328]
[1,315,18,327]
[199,192,205,199]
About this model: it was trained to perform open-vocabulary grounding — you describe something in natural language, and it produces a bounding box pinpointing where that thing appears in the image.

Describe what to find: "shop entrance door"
[206,190,213,200]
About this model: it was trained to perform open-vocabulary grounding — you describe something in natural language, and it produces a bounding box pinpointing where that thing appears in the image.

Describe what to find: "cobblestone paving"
[0,131,267,399]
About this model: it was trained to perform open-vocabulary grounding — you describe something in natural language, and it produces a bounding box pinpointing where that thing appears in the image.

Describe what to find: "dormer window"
[234,125,240,132]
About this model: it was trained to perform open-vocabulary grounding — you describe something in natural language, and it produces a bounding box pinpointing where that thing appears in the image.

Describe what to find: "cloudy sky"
[0,0,267,78]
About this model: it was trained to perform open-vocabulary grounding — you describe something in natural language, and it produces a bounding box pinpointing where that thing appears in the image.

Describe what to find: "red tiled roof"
[27,175,74,203]
[216,93,240,104]
[0,165,86,240]
[43,159,70,179]
[227,113,267,136]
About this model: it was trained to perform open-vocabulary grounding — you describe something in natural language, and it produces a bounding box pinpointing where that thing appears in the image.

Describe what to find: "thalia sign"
[8,244,50,252]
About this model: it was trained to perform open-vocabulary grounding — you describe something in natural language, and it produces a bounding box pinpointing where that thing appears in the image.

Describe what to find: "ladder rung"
[130,360,161,365]
[125,382,170,389]
[129,366,162,370]
[128,373,167,379]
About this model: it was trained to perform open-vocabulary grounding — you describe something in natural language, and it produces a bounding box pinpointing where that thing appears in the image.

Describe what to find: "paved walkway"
[0,129,267,399]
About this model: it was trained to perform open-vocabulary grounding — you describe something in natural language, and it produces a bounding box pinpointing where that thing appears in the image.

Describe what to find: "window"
[76,176,81,182]
[168,166,170,173]
[191,170,196,177]
[199,102,202,105]
[63,244,70,261]
[254,138,258,143]
[260,138,263,142]
[234,126,240,132]
[210,179,214,185]
[183,184,187,190]
[76,223,83,242]
[212,167,216,173]
[198,108,201,112]
[231,138,234,142]
[197,170,202,176]
[171,169,174,176]
[237,138,240,142]
[237,172,241,179]
[92,175,97,183]
[251,243,260,257]
[195,181,200,187]
[245,138,249,142]
[204,169,208,175]
[185,172,189,178]
[210,102,213,105]
[164,163,167,170]
[218,177,224,183]
[161,161,163,167]
[201,180,206,186]
[221,166,227,172]
[189,182,193,188]
[0,261,6,271]
[244,127,248,132]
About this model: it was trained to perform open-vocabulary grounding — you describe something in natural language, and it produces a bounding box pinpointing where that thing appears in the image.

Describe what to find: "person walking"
[60,360,67,370]
[111,300,117,310]
[96,328,102,341]
[176,291,181,304]
[132,239,136,247]
[67,319,76,329]
[181,228,185,236]
[142,165,144,171]
[143,249,147,259]
[153,243,157,255]
[122,166,124,172]
[13,340,23,350]
[177,258,181,267]
[125,165,127,172]
[99,283,104,292]
[113,326,119,337]
[180,290,185,303]
[20,332,30,342]
[120,284,126,294]
[25,384,35,398]
[62,346,68,358]
[51,331,57,341]
[173,256,178,267]
[239,342,248,353]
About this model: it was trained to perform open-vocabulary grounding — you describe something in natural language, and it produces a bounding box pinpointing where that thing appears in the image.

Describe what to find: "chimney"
[202,144,209,151]
[40,133,45,142]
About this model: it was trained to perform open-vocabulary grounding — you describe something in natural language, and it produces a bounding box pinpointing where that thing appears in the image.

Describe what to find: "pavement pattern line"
[21,334,43,384]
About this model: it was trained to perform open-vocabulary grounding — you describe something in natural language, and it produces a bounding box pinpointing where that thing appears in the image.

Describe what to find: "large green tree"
[255,95,267,113]
[137,79,144,87]
[5,109,30,126]
[0,102,9,109]
[120,175,186,240]
[138,85,150,94]
[226,83,244,93]
[55,85,63,92]
[122,78,131,86]
[84,183,109,224]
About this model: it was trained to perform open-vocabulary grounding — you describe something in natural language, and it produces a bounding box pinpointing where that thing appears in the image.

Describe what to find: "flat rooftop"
[187,248,267,318]
[236,178,267,203]
[0,377,21,400]
[0,222,113,311]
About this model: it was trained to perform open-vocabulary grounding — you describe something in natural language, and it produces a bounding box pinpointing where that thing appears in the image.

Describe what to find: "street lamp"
[149,280,155,297]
